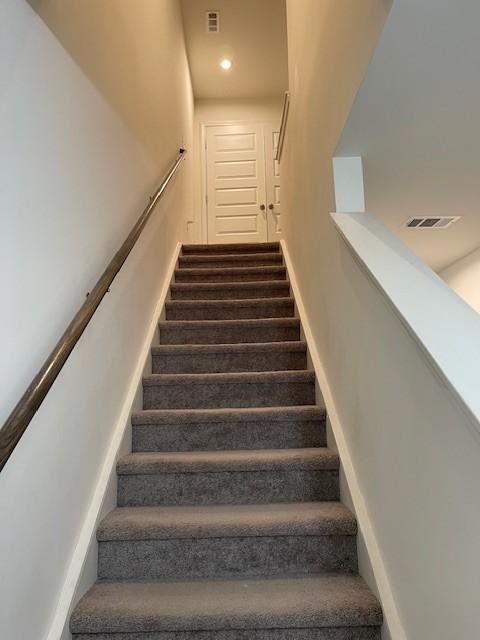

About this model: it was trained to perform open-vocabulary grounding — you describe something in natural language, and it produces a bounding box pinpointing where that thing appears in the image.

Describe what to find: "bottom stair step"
[71,575,382,638]
[73,630,380,640]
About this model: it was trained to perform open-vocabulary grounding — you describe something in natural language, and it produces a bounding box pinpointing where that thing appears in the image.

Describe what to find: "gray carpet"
[70,242,382,639]
[165,298,295,321]
[159,317,301,345]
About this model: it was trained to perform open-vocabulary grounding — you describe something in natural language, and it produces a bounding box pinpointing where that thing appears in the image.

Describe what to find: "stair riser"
[170,285,290,301]
[133,420,326,452]
[159,323,300,345]
[117,470,339,506]
[165,301,294,321]
[152,349,306,374]
[143,380,315,410]
[175,269,287,283]
[98,535,357,581]
[182,243,280,255]
[178,256,283,269]
[73,628,381,639]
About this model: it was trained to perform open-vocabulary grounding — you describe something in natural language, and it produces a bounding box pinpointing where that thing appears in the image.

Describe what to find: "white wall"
[332,157,365,213]
[192,97,283,241]
[29,0,195,167]
[335,0,480,272]
[283,1,480,638]
[282,2,393,633]
[0,1,193,639]
[324,213,480,640]
[440,246,480,313]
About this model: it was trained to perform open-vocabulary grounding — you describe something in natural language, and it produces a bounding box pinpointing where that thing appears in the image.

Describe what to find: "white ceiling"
[336,0,480,273]
[180,0,288,99]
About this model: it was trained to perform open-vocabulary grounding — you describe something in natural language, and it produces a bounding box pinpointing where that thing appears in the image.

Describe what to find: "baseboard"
[47,242,182,640]
[280,239,407,640]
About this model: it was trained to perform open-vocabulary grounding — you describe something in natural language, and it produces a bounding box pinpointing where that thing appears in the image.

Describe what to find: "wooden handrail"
[276,91,290,163]
[0,148,187,472]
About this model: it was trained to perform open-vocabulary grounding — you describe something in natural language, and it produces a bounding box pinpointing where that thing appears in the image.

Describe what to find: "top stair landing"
[181,241,281,255]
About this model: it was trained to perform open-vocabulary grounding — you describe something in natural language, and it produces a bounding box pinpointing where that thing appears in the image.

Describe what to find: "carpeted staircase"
[70,242,382,639]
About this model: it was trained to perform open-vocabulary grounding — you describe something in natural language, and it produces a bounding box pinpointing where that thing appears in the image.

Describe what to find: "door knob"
[268,204,274,210]
[259,204,266,211]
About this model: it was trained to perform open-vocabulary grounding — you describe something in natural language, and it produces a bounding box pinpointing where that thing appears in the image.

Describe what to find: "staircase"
[70,242,382,639]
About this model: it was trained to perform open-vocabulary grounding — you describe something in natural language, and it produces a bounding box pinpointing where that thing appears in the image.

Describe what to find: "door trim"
[200,120,278,244]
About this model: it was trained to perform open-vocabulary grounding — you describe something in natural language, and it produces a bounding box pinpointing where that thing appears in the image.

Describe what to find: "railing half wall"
[325,211,480,639]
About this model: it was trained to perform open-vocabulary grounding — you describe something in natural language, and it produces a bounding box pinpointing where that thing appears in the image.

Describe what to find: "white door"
[206,124,268,244]
[264,124,283,239]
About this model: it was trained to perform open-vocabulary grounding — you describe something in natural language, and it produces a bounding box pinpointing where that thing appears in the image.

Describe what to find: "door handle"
[268,204,274,210]
[259,204,266,211]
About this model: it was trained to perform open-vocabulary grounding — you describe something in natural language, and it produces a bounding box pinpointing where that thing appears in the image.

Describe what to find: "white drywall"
[332,157,365,212]
[332,212,480,429]
[283,1,480,637]
[440,246,480,314]
[0,1,193,639]
[192,97,284,241]
[335,0,480,272]
[282,239,404,640]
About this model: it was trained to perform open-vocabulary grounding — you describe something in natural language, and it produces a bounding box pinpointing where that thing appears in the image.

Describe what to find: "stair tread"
[159,317,300,345]
[132,405,325,425]
[117,448,338,474]
[171,280,288,291]
[151,341,306,355]
[160,317,299,328]
[143,370,315,386]
[178,252,282,265]
[175,265,286,276]
[182,242,280,254]
[98,502,356,541]
[70,574,382,633]
[166,297,293,308]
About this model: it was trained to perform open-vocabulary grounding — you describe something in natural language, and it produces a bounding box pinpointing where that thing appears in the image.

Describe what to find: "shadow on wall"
[27,0,192,164]
[439,245,480,314]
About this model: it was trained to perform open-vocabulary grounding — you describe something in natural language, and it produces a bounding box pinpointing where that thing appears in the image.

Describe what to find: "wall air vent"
[206,11,220,33]
[405,216,461,229]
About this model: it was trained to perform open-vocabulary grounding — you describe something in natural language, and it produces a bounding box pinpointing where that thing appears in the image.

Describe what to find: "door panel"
[215,187,258,206]
[206,124,267,244]
[214,133,256,151]
[216,215,258,234]
[214,161,257,179]
[264,124,283,240]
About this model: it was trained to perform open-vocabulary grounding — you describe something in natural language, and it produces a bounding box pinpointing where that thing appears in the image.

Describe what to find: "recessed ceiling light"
[220,58,232,70]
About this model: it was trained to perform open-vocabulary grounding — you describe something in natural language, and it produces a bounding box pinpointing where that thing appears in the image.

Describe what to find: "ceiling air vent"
[405,216,461,229]
[206,10,220,33]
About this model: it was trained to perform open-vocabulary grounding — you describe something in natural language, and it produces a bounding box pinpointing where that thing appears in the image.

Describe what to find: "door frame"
[200,120,278,244]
